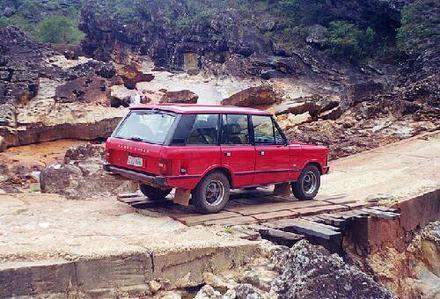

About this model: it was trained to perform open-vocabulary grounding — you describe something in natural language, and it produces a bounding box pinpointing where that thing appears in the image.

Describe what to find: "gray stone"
[195,285,222,299]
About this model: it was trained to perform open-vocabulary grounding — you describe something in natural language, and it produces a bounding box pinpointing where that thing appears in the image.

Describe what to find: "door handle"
[224,152,232,157]
[259,151,265,156]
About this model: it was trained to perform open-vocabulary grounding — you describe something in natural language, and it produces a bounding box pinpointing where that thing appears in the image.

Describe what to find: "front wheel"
[139,184,171,200]
[291,165,321,200]
[192,171,230,214]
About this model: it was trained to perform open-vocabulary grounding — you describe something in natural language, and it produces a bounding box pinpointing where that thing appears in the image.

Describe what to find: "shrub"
[35,15,84,44]
[327,21,375,61]
[397,0,439,54]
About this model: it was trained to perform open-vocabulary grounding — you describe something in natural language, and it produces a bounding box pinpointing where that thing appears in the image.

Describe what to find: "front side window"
[113,110,175,145]
[186,114,219,145]
[221,114,250,145]
[253,115,275,144]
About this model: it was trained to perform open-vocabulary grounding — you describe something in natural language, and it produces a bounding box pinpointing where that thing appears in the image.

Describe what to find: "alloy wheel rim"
[205,180,225,206]
[302,171,317,194]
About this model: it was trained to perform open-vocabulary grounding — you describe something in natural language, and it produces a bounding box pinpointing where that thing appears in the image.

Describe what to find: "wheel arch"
[305,161,323,174]
[202,167,233,187]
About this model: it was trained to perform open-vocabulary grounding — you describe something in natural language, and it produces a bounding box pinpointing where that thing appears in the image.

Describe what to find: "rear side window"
[221,114,250,145]
[186,114,219,145]
[252,115,275,144]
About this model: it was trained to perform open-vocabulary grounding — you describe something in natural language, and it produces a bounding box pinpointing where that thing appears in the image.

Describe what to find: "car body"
[104,104,329,213]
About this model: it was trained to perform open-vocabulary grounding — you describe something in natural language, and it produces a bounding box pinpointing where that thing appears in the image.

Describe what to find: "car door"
[252,115,290,185]
[220,114,256,187]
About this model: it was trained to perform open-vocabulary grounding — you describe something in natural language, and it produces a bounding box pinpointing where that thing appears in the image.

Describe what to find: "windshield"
[113,110,176,145]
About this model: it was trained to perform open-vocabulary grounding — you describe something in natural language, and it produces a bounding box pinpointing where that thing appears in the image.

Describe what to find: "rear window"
[113,110,176,145]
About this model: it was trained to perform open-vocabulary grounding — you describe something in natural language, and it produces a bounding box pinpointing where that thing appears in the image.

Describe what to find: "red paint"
[105,104,329,191]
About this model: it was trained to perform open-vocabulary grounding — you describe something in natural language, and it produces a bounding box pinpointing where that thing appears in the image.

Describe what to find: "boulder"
[160,90,199,104]
[194,285,222,299]
[273,95,340,117]
[110,85,142,107]
[40,144,137,199]
[223,284,264,299]
[55,75,110,105]
[271,240,393,299]
[119,63,154,89]
[222,86,277,107]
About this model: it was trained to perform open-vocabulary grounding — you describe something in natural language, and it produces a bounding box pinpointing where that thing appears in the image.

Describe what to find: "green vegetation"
[397,0,440,54]
[327,21,375,61]
[0,0,84,44]
[35,15,84,44]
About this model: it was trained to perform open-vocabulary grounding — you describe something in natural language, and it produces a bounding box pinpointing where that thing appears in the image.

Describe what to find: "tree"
[35,15,83,44]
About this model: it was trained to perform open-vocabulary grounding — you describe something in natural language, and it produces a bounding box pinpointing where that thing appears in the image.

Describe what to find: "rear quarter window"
[171,114,219,146]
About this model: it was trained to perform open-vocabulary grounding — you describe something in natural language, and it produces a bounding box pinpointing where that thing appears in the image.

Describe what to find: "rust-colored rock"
[55,75,110,105]
[119,64,154,89]
[160,90,199,104]
[222,86,277,107]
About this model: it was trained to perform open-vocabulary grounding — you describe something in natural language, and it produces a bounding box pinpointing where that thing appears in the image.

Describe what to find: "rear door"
[252,115,290,185]
[220,114,256,187]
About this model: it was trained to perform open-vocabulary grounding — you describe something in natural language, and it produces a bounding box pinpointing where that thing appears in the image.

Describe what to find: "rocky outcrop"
[118,64,154,89]
[222,86,278,107]
[40,144,137,199]
[55,75,110,104]
[271,240,393,299]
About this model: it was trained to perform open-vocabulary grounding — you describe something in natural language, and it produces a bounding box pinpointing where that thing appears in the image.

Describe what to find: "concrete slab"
[0,193,257,297]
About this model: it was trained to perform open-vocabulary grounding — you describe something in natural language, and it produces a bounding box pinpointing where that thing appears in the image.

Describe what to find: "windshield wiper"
[129,137,144,142]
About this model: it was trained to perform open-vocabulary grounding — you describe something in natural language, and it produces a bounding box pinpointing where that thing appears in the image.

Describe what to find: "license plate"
[127,156,143,167]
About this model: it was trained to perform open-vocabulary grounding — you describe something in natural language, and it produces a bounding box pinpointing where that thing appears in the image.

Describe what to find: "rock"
[222,86,277,107]
[55,75,110,104]
[148,280,162,294]
[305,25,328,47]
[203,272,236,292]
[64,50,78,60]
[194,285,222,299]
[277,112,312,129]
[160,90,199,104]
[119,63,154,89]
[0,136,7,152]
[3,7,16,17]
[271,240,393,299]
[40,144,137,199]
[223,284,264,299]
[110,85,142,107]
[273,95,340,117]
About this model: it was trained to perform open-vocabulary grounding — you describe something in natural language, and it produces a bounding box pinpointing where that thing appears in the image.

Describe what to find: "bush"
[397,0,439,54]
[35,15,84,44]
[327,21,375,61]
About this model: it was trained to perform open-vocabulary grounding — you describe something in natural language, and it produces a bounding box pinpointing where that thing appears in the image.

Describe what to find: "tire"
[139,184,171,200]
[291,165,321,200]
[192,171,230,214]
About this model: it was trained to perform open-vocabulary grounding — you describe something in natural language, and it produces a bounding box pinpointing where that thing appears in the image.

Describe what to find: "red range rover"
[104,104,329,213]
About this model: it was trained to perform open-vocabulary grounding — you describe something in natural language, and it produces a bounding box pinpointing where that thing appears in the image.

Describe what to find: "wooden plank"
[361,208,400,220]
[252,210,299,222]
[369,206,399,213]
[202,216,258,226]
[321,197,357,205]
[259,228,304,246]
[117,193,139,199]
[117,196,147,204]
[344,201,376,209]
[272,219,341,240]
[131,200,174,209]
[225,200,332,216]
[177,211,243,226]
[293,204,349,216]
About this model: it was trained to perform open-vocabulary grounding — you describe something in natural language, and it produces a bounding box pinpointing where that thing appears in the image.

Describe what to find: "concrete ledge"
[0,244,257,298]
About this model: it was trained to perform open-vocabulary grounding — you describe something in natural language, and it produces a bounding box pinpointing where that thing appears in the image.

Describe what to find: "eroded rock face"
[271,240,393,299]
[222,86,277,107]
[118,63,154,89]
[40,144,137,199]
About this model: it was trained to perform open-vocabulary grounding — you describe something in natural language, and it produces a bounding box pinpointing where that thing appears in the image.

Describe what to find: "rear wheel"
[192,171,230,214]
[291,165,321,200]
[139,184,171,200]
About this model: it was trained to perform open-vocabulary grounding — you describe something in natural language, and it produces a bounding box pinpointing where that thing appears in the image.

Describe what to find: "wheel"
[139,184,171,200]
[291,165,321,200]
[192,171,230,213]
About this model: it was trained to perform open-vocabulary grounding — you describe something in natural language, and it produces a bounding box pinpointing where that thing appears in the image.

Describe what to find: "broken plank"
[293,204,348,216]
[270,218,341,240]
[361,208,400,220]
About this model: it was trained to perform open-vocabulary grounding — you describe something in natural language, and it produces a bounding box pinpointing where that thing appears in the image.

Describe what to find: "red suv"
[104,104,329,213]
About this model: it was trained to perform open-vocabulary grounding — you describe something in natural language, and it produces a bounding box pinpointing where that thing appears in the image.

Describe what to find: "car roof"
[129,103,272,116]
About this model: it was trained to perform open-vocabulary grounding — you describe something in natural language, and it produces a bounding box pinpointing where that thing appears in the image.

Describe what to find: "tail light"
[159,159,173,175]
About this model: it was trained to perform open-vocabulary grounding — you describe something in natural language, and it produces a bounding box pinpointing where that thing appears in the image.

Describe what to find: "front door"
[220,114,256,187]
[252,115,290,185]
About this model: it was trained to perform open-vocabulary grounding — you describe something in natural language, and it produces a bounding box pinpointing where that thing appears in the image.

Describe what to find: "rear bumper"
[103,163,167,188]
